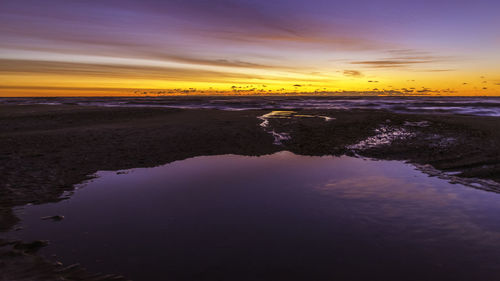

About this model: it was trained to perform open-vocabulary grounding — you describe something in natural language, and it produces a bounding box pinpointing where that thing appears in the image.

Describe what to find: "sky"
[0,0,499,96]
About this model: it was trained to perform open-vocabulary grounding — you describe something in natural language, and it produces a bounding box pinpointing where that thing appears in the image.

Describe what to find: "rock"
[41,215,65,221]
[13,240,49,253]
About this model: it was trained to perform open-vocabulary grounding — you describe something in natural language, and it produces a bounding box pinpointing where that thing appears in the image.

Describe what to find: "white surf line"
[258,111,335,145]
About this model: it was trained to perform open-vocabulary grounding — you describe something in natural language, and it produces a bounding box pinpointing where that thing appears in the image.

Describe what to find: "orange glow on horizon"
[1,1,499,97]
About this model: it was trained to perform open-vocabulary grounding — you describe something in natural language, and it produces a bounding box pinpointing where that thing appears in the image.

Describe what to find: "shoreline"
[1,104,500,280]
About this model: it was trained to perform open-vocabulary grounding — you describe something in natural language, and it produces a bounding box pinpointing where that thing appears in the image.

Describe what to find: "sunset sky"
[1,0,499,96]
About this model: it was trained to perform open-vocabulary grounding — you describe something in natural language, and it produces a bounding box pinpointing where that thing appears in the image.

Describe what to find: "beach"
[1,102,500,280]
[2,0,499,278]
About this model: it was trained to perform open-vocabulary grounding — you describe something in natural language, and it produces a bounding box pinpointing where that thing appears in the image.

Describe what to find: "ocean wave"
[2,96,500,117]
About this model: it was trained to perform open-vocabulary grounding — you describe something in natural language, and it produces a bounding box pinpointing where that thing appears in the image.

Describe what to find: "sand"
[1,104,500,280]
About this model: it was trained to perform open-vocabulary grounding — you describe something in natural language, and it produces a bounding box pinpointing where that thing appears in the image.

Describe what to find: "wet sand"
[1,104,500,280]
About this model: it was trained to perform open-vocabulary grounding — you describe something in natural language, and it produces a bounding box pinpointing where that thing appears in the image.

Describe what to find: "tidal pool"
[9,152,500,280]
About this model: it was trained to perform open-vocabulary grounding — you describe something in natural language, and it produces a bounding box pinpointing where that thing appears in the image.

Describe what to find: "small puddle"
[258,111,334,145]
[6,152,500,281]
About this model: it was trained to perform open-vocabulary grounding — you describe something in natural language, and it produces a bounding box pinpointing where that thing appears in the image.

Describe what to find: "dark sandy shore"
[1,104,500,280]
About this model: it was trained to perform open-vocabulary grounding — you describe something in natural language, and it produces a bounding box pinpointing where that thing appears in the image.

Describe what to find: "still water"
[10,152,500,280]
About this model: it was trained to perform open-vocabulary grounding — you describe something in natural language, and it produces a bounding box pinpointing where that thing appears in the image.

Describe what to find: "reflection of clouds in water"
[316,176,500,246]
[318,176,453,204]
